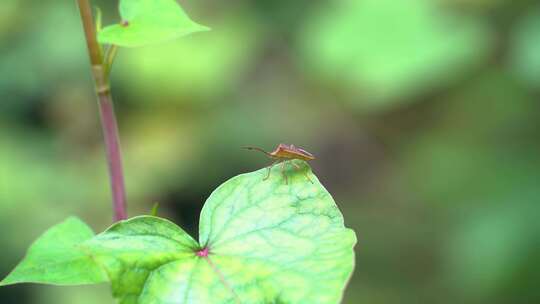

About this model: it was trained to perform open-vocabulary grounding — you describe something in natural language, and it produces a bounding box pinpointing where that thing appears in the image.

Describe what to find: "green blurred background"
[1,0,540,303]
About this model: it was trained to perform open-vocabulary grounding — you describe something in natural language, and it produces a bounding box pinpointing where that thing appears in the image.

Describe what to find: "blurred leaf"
[447,197,540,302]
[0,128,106,213]
[1,217,107,286]
[0,2,87,115]
[0,0,19,39]
[115,15,260,103]
[84,164,356,303]
[398,70,538,204]
[120,114,198,198]
[98,0,209,47]
[40,284,115,304]
[301,0,491,109]
[510,6,540,87]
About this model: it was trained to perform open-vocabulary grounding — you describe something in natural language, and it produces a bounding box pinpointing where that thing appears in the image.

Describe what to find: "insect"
[244,143,315,184]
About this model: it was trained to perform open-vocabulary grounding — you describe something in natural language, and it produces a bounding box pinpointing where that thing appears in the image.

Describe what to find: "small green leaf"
[0,217,107,286]
[98,0,210,47]
[95,6,103,33]
[150,202,160,216]
[84,162,356,303]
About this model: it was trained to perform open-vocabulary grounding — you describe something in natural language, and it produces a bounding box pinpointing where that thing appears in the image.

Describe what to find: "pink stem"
[77,0,127,221]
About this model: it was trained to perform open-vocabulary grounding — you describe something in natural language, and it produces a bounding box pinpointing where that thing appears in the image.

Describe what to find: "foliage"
[510,5,540,87]
[0,0,356,303]
[301,0,491,108]
[2,0,540,303]
[98,0,209,47]
[0,217,106,286]
[2,165,356,303]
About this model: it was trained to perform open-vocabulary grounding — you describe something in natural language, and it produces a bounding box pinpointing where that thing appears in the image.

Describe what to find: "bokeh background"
[1,0,540,303]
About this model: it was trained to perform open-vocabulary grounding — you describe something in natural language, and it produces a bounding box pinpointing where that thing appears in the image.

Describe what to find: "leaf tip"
[0,273,16,287]
[94,6,103,33]
[197,24,212,32]
[64,215,83,223]
[150,202,160,216]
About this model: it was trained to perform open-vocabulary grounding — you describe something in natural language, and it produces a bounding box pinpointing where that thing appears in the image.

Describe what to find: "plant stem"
[77,0,127,221]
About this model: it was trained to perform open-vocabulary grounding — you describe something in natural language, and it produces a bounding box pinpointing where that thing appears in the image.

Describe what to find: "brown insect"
[244,144,315,184]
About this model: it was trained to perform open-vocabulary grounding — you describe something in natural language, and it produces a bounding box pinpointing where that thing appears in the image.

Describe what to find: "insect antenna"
[243,146,274,158]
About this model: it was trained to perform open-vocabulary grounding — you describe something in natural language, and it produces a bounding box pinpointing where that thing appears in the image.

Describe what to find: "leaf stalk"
[77,0,127,221]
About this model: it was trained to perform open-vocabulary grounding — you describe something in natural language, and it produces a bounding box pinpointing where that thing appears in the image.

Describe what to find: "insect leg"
[291,161,314,184]
[281,161,288,185]
[263,159,280,181]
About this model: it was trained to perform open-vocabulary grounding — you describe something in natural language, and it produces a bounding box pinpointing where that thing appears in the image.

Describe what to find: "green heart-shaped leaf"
[0,217,107,286]
[98,0,210,47]
[1,164,356,303]
[85,163,356,303]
